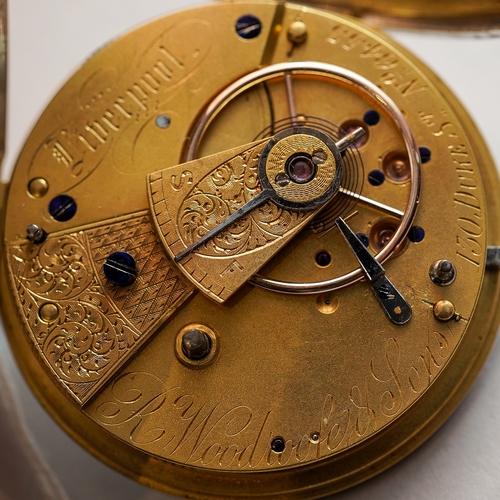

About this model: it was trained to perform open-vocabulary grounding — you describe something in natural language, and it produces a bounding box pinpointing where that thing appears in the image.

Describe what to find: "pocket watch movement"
[1,1,500,499]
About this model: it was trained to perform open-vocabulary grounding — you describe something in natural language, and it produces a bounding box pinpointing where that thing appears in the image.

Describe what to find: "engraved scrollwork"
[7,214,193,405]
[178,145,306,256]
[14,235,93,300]
[43,304,129,382]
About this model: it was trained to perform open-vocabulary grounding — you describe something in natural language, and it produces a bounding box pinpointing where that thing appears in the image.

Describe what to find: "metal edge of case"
[291,0,500,32]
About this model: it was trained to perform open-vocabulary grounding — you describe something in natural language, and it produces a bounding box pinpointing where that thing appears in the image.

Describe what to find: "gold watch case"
[296,0,500,30]
[1,1,500,499]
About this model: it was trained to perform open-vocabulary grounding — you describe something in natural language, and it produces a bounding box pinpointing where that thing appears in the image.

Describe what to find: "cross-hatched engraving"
[7,213,194,405]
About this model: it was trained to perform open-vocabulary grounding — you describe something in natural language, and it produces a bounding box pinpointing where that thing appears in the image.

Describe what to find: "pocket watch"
[2,1,500,499]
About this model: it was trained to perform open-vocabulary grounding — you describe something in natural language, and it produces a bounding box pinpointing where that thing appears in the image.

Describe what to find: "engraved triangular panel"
[147,141,322,302]
[7,213,195,406]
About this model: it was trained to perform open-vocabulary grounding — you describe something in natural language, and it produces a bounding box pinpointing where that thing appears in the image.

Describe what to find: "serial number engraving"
[419,112,485,268]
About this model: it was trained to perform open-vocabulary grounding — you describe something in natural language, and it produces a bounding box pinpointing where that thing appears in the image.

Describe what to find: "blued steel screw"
[103,251,137,286]
[235,14,262,39]
[48,194,77,222]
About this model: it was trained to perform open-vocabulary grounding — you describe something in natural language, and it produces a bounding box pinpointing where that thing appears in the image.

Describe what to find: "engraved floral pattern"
[15,236,93,300]
[178,145,307,256]
[8,214,193,405]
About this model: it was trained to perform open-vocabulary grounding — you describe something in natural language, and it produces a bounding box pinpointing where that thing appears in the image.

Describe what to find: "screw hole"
[155,114,171,129]
[419,146,432,164]
[363,110,380,126]
[271,437,286,453]
[408,226,425,243]
[310,432,320,443]
[315,251,332,267]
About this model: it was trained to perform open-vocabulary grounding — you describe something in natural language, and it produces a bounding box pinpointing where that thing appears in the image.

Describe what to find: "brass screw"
[433,300,455,321]
[28,177,49,198]
[39,303,59,323]
[287,21,307,45]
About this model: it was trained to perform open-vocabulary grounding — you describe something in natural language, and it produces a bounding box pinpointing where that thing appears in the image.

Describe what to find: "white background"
[2,1,500,499]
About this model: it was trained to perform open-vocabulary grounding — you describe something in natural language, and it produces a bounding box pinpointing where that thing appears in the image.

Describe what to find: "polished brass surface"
[1,1,500,499]
[433,300,456,322]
